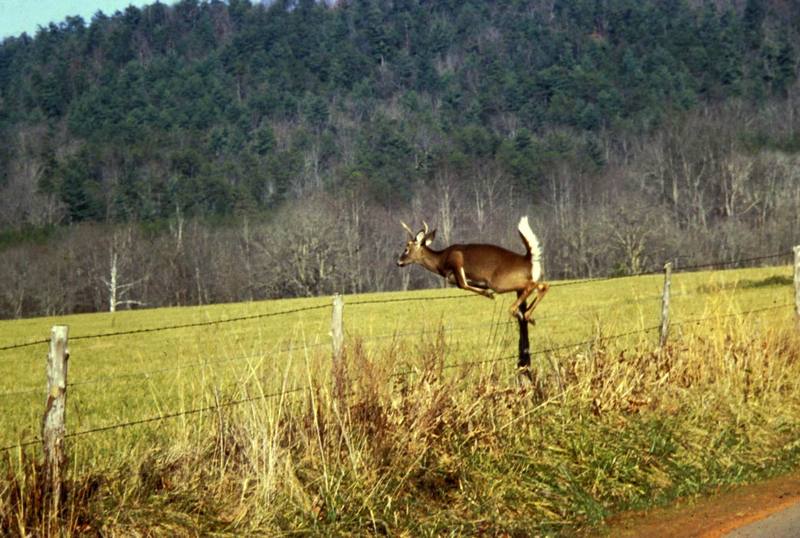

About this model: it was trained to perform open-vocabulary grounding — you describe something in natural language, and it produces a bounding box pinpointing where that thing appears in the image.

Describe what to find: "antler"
[422,221,429,236]
[400,221,415,238]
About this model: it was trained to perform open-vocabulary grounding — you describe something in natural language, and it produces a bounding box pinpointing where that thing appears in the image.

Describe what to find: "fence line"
[0,318,518,398]
[1,300,793,454]
[66,318,517,393]
[6,325,493,396]
[3,298,787,400]
[0,296,791,398]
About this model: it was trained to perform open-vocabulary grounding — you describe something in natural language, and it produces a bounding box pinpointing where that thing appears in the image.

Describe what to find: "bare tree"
[100,226,147,312]
[433,169,458,245]
[471,163,507,235]
[254,196,342,298]
[0,159,66,229]
[337,193,366,294]
[720,153,756,219]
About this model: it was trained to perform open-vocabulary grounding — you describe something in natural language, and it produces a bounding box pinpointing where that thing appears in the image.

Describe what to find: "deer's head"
[396,221,436,267]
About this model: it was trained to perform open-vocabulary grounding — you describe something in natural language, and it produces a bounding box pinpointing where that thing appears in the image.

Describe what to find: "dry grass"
[1,266,799,535]
[3,311,800,535]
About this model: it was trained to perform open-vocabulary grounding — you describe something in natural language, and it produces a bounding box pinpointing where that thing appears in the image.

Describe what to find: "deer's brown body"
[397,218,548,323]
[419,243,533,293]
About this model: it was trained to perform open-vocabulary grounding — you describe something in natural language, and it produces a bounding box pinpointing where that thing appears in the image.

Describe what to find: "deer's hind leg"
[522,283,549,324]
[510,283,536,320]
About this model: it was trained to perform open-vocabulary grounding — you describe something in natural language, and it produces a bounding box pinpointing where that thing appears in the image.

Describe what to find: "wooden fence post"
[659,262,672,348]
[794,246,800,329]
[331,293,347,400]
[331,294,344,363]
[43,325,69,522]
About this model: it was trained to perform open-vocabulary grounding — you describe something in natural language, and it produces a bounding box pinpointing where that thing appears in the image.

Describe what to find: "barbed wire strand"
[0,341,330,399]
[0,303,333,355]
[674,251,793,273]
[0,386,309,453]
[346,293,480,307]
[550,251,791,288]
[0,337,50,353]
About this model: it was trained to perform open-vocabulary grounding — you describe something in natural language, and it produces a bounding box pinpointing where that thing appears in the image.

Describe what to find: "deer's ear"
[414,230,426,243]
[424,229,436,246]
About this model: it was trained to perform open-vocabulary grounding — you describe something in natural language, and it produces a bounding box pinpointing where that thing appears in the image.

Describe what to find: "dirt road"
[601,472,800,537]
[725,502,800,537]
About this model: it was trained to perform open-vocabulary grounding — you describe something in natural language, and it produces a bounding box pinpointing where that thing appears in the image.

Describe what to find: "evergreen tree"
[0,0,796,229]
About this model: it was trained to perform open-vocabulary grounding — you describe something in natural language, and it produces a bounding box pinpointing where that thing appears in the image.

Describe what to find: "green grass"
[1,265,790,449]
[0,265,797,535]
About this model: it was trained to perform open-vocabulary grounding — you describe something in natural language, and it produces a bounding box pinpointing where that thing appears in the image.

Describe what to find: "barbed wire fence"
[0,247,798,500]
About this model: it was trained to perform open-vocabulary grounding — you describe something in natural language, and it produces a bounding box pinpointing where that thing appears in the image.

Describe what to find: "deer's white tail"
[518,216,543,282]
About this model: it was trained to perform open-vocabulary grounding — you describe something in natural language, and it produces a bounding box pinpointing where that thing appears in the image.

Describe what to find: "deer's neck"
[420,247,447,276]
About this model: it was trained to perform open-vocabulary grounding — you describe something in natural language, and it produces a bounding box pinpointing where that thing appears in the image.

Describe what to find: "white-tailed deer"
[396,217,549,324]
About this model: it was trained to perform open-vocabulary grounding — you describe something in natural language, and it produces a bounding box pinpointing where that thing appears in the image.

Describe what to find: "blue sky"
[0,1,171,40]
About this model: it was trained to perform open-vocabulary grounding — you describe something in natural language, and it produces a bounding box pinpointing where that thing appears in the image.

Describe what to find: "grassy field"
[1,264,798,535]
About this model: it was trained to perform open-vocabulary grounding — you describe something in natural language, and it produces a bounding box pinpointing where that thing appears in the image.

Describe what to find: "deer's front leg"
[455,267,495,299]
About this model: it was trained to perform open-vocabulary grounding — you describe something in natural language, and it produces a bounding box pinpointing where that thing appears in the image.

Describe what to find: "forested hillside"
[1,0,799,318]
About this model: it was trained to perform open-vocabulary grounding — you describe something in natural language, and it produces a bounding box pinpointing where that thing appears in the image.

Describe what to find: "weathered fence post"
[794,246,800,329]
[43,325,69,523]
[331,294,345,396]
[331,294,344,364]
[517,300,533,384]
[659,262,672,348]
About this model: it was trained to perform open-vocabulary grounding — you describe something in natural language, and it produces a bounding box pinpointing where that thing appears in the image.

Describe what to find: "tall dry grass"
[3,311,800,536]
